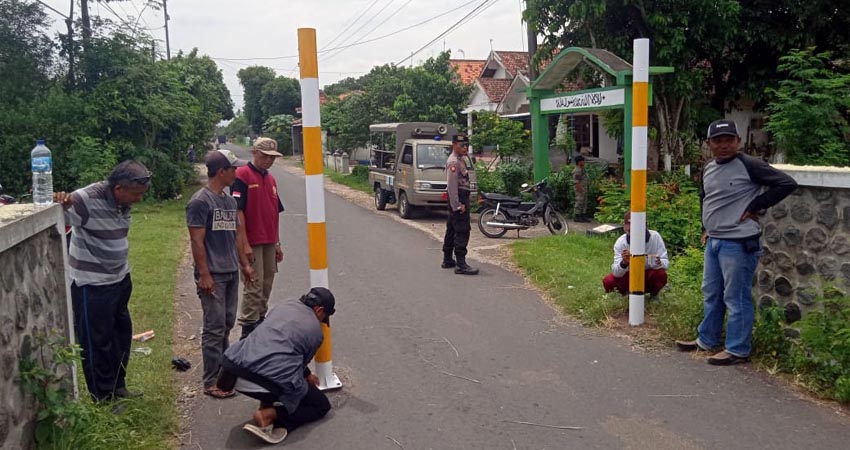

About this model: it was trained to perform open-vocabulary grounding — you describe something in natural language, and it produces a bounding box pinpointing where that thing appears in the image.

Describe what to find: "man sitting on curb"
[216,287,335,444]
[602,212,669,297]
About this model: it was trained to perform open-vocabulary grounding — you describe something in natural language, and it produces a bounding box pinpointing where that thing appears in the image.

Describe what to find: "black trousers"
[71,274,133,401]
[442,190,471,259]
[237,382,331,432]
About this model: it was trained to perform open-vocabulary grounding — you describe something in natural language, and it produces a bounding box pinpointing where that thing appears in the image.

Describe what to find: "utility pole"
[163,0,171,60]
[66,0,75,87]
[525,1,538,81]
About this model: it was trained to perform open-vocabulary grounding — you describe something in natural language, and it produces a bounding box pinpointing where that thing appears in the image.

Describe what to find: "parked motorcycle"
[477,179,569,238]
[0,182,25,206]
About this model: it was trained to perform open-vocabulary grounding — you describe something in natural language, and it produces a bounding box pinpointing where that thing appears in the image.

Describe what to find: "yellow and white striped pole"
[629,38,649,326]
[299,28,341,390]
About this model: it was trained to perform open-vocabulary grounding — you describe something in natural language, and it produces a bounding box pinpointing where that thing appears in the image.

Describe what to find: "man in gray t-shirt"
[187,149,255,397]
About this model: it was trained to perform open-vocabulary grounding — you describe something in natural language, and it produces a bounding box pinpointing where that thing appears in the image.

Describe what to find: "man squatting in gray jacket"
[216,287,335,444]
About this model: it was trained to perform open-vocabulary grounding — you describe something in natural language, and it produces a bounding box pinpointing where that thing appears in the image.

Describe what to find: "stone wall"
[755,166,850,323]
[0,205,74,450]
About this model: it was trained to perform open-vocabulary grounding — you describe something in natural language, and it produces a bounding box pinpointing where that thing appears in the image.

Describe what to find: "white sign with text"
[541,88,626,113]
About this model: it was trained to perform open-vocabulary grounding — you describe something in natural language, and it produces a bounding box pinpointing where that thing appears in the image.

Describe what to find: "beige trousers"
[238,243,278,325]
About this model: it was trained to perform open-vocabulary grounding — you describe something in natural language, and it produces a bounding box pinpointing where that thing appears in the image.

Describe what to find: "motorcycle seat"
[483,193,522,203]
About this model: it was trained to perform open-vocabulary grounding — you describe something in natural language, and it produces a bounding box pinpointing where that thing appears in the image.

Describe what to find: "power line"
[210,0,479,62]
[395,0,500,66]
[319,0,382,51]
[321,0,413,62]
[320,0,396,61]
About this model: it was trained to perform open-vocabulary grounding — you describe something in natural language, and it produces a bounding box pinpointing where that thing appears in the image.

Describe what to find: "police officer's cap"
[452,134,469,144]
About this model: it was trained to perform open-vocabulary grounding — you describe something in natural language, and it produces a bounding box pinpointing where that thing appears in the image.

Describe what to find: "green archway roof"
[530,47,673,91]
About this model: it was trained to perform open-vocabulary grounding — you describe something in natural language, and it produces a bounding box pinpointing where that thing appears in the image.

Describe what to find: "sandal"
[243,423,288,444]
[203,387,236,399]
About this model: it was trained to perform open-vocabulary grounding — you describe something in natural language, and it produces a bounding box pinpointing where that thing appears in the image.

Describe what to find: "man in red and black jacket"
[232,137,285,338]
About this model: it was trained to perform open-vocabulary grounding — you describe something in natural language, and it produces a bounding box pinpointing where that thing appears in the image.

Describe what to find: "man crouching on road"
[215,287,335,444]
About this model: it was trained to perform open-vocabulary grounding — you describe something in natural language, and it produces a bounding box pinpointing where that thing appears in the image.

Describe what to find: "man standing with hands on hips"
[676,119,796,365]
[442,134,478,275]
[232,137,285,339]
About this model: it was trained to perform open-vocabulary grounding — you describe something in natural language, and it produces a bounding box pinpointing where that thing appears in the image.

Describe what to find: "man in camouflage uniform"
[572,155,590,222]
[442,134,479,275]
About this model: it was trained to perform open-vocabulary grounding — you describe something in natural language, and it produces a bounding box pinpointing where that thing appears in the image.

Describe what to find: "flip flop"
[203,387,236,399]
[243,423,288,444]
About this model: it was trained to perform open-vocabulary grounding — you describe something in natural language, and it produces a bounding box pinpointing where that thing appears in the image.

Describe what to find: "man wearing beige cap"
[232,137,286,338]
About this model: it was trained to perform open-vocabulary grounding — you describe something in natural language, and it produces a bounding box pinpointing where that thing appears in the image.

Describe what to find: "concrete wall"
[755,166,850,322]
[0,205,74,450]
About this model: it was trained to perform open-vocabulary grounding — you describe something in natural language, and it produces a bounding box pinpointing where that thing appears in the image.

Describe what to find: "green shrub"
[752,305,792,362]
[497,161,530,196]
[548,164,607,217]
[350,164,369,181]
[66,136,119,187]
[474,161,504,194]
[788,296,850,401]
[595,180,701,253]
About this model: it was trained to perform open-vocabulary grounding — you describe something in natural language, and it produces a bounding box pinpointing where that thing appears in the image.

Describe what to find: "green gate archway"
[527,47,673,186]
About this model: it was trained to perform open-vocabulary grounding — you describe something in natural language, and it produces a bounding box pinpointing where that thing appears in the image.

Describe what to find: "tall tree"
[0,0,54,105]
[237,65,276,134]
[525,0,850,164]
[260,76,301,118]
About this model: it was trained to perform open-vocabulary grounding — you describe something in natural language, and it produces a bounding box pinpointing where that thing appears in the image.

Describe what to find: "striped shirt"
[65,182,132,286]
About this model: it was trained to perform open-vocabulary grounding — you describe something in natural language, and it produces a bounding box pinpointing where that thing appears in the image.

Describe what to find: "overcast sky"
[42,0,527,111]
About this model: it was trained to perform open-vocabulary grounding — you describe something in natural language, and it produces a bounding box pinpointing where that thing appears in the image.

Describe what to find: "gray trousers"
[197,271,239,388]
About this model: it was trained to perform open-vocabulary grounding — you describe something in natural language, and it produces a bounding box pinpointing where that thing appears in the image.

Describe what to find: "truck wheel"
[477,208,508,238]
[398,191,414,219]
[374,187,388,211]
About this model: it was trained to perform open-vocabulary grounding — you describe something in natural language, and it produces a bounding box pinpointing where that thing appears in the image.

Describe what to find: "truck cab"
[368,122,477,219]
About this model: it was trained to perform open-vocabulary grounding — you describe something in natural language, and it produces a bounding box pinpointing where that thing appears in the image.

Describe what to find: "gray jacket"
[701,153,797,239]
[222,300,323,413]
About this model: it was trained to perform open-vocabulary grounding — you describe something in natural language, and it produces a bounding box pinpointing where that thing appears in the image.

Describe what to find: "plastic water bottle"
[31,139,53,206]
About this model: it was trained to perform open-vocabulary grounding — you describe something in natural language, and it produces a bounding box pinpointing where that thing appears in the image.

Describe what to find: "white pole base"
[315,360,342,391]
[629,294,645,326]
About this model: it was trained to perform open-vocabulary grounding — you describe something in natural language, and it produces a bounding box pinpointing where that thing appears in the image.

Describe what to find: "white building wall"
[726,108,768,148]
[598,118,619,163]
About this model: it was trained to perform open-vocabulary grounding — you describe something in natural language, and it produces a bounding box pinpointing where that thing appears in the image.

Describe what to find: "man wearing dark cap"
[232,137,286,339]
[442,133,478,275]
[186,149,255,397]
[216,287,335,444]
[53,160,151,401]
[676,119,797,366]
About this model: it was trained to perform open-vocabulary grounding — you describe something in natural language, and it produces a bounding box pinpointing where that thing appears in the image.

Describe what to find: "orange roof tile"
[450,59,486,85]
[477,78,513,103]
[494,51,530,77]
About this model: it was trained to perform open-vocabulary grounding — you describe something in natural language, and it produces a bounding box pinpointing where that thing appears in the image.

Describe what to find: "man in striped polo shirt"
[54,160,151,402]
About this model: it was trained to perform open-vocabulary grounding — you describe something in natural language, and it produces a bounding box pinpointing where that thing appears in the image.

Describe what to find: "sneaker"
[454,263,479,275]
[243,423,288,444]
[675,340,720,353]
[707,351,750,366]
[441,260,456,269]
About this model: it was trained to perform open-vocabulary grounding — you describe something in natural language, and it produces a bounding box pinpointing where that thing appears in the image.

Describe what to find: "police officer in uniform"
[442,134,479,275]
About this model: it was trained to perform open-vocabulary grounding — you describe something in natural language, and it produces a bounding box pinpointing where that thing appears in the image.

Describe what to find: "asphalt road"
[179,145,850,450]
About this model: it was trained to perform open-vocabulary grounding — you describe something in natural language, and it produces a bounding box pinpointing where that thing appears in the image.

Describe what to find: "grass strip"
[324,167,372,194]
[36,187,192,450]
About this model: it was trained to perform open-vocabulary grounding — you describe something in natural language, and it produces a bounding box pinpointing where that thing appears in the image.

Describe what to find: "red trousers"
[602,269,668,296]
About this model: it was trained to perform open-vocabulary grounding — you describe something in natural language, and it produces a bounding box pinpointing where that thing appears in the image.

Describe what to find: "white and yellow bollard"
[298,28,342,390]
[629,38,649,326]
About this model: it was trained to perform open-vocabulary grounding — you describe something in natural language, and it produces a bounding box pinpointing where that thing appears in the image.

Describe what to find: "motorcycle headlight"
[414,181,433,190]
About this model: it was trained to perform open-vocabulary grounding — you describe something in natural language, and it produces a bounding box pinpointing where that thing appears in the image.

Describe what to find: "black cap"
[706,120,739,139]
[452,134,469,144]
[205,149,247,175]
[301,287,336,323]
